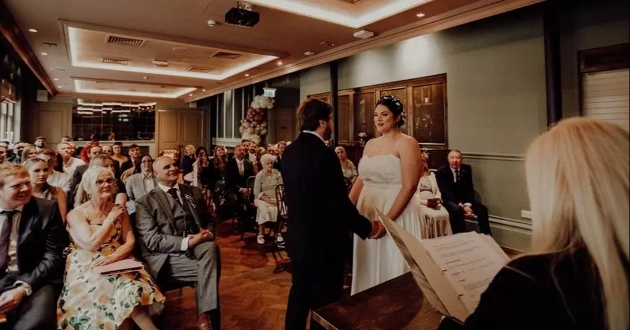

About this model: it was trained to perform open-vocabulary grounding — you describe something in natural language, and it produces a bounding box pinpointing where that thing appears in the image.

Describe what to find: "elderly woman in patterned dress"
[253,153,284,245]
[57,166,164,330]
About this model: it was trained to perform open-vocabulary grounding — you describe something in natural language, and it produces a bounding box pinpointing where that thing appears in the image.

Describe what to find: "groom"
[282,98,386,330]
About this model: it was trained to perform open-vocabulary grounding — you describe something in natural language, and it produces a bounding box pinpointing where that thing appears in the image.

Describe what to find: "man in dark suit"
[225,144,254,230]
[435,150,491,235]
[282,98,385,330]
[135,156,220,330]
[0,163,66,330]
[273,141,286,173]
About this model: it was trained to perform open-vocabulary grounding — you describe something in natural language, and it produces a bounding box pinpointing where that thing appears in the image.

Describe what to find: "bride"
[350,95,424,295]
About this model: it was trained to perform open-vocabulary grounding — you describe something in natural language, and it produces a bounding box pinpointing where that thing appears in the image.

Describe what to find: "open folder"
[93,259,144,276]
[374,206,510,324]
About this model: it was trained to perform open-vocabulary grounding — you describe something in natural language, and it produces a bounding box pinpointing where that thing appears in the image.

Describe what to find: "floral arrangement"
[239,95,274,145]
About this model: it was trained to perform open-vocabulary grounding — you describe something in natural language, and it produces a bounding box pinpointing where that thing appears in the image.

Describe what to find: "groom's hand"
[369,221,386,239]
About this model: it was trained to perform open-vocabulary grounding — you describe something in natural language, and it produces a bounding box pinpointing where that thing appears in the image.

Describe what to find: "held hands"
[369,221,386,239]
[0,288,25,314]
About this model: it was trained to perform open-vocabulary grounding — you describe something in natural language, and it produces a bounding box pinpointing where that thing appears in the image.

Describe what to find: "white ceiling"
[2,0,540,100]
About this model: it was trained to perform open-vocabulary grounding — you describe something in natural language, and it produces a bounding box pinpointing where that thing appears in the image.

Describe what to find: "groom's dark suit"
[134,184,221,326]
[0,197,66,330]
[282,132,373,330]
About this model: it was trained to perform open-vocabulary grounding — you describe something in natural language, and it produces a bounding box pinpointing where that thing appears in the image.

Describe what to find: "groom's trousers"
[285,260,345,330]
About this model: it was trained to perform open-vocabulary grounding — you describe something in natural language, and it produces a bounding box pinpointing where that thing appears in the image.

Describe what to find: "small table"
[313,272,443,330]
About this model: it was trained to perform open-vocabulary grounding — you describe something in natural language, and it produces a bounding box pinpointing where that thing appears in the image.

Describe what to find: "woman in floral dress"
[57,166,164,330]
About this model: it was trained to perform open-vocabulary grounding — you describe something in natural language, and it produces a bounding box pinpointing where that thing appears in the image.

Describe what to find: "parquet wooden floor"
[160,220,293,330]
[159,221,523,330]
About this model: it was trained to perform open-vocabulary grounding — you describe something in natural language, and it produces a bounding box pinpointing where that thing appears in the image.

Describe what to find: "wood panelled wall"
[308,74,449,169]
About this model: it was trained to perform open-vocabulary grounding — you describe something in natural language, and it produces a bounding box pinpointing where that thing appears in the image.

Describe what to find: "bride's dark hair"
[376,95,405,128]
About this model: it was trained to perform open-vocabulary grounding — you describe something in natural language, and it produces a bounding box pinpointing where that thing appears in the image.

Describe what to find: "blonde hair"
[74,166,116,207]
[525,117,628,330]
[0,163,29,188]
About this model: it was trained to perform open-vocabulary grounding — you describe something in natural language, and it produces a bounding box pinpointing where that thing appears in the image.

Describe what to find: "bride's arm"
[349,178,363,205]
[387,136,423,220]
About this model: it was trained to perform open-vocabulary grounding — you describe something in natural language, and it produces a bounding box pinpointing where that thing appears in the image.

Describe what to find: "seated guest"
[273,141,286,173]
[24,158,68,222]
[37,150,71,195]
[111,142,133,179]
[439,117,628,330]
[253,154,284,245]
[0,145,6,164]
[182,144,197,185]
[58,167,164,329]
[416,154,451,238]
[73,155,127,208]
[435,150,491,235]
[69,143,102,203]
[191,147,214,190]
[335,146,358,183]
[56,143,84,177]
[125,154,156,202]
[21,146,38,162]
[0,163,66,330]
[226,144,255,228]
[135,156,221,330]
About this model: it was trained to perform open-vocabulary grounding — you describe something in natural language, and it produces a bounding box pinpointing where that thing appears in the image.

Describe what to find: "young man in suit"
[435,150,491,235]
[0,163,66,330]
[225,144,255,231]
[282,98,386,330]
[135,156,220,330]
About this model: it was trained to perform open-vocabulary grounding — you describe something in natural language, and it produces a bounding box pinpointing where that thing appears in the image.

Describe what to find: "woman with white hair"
[253,153,284,245]
[58,166,165,330]
[440,117,628,330]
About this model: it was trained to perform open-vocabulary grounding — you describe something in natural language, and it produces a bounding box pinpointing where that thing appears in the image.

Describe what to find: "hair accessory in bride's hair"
[377,95,406,127]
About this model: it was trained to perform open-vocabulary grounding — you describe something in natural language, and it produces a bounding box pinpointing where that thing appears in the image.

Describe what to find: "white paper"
[420,233,508,313]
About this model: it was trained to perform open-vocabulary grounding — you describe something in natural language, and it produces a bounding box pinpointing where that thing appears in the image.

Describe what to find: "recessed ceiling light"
[28,28,38,33]
[276,61,283,65]
[189,93,193,96]
[304,51,315,56]
[244,73,250,77]
[53,78,59,81]
[202,89,206,92]
[57,86,62,88]
[416,13,426,18]
[41,52,48,56]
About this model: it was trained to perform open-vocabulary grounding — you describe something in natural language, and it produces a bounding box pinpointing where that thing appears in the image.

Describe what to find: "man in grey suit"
[135,156,221,330]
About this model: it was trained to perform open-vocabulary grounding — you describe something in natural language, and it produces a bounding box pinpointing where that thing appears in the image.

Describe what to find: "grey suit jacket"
[125,173,157,201]
[134,184,215,279]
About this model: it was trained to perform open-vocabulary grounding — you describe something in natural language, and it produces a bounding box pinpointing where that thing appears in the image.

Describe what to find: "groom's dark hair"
[297,98,332,131]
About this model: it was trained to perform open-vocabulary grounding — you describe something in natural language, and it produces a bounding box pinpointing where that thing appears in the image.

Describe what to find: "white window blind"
[583,69,629,130]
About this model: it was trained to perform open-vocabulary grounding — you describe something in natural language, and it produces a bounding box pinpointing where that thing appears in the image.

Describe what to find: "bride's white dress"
[351,154,424,295]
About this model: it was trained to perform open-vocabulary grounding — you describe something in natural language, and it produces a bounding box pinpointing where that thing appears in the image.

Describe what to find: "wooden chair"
[344,177,354,193]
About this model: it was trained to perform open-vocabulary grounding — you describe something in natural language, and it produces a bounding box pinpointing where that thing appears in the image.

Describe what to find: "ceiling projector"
[225,2,259,28]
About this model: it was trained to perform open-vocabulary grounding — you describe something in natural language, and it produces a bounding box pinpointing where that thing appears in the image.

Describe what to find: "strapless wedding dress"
[351,154,424,295]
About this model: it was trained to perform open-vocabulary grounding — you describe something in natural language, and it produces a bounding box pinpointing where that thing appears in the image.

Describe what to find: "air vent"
[102,58,129,65]
[105,35,146,47]
[187,67,213,73]
[211,51,242,60]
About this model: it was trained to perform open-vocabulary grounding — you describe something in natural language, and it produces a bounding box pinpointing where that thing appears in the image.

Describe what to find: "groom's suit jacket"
[3,197,66,290]
[282,132,372,269]
[134,184,215,279]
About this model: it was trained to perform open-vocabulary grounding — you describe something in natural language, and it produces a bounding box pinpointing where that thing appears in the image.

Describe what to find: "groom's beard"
[323,126,333,141]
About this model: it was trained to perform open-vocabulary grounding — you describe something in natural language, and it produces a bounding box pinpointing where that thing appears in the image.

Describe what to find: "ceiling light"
[202,89,207,92]
[41,52,48,56]
[276,61,283,66]
[57,86,62,88]
[244,73,250,77]
[304,51,315,56]
[28,28,38,33]
[53,78,59,81]
[416,13,426,18]
[189,93,193,96]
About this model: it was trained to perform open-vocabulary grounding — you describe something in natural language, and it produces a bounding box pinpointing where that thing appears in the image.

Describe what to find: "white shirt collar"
[303,130,325,143]
[0,204,24,213]
[158,182,179,193]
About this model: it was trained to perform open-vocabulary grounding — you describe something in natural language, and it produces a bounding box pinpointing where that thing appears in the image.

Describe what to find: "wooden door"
[273,106,296,143]
[157,111,180,153]
[180,111,204,147]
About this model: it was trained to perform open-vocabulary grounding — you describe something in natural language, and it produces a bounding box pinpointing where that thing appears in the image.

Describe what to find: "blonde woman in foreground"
[440,117,628,330]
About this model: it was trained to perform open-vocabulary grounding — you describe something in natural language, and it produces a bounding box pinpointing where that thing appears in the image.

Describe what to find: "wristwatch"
[14,282,32,296]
